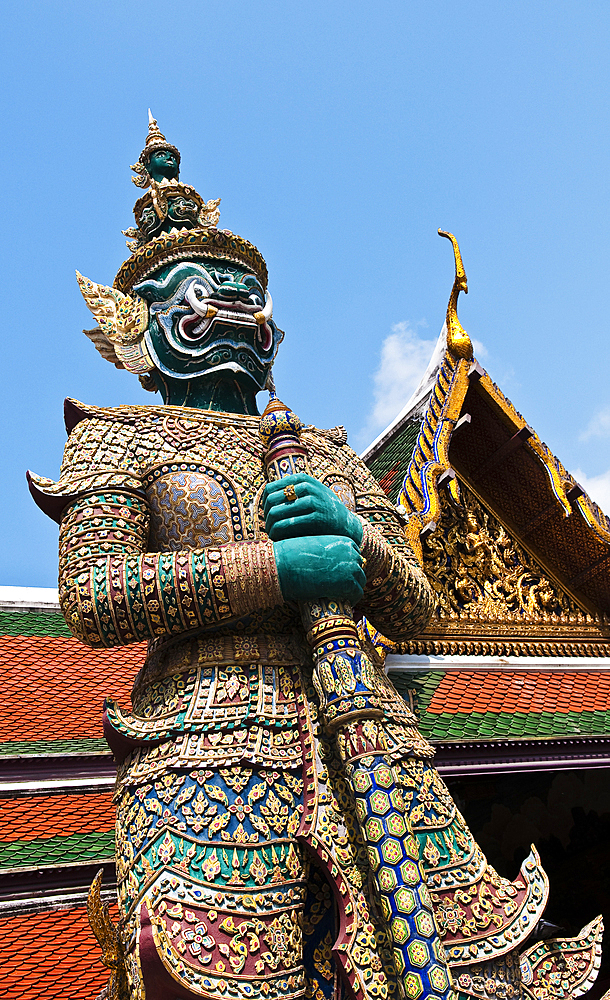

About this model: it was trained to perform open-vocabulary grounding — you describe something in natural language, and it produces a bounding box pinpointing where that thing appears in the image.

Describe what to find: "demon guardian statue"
[29,115,602,1000]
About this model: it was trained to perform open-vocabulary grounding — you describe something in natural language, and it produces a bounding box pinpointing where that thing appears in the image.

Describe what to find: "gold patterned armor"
[30,399,437,1000]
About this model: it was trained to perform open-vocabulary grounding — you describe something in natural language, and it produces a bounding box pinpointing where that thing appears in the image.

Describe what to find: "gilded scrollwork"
[424,483,590,624]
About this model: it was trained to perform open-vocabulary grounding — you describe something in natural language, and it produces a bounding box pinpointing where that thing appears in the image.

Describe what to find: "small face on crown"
[146,148,179,183]
[134,259,282,392]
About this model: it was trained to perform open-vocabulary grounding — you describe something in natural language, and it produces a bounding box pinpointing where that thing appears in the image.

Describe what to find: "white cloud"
[358,322,437,445]
[356,321,489,451]
[572,468,610,515]
[579,406,610,442]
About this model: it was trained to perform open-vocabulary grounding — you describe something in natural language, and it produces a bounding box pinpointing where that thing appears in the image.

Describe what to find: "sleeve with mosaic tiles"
[304,429,434,641]
[58,491,282,647]
[31,414,283,648]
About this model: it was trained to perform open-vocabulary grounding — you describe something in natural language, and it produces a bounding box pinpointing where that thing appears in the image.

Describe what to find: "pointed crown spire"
[138,109,181,168]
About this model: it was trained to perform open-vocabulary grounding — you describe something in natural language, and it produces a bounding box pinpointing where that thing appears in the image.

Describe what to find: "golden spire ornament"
[438,228,473,360]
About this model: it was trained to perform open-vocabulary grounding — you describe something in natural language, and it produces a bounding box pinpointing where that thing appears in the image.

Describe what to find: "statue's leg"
[396,759,547,980]
[113,640,313,1000]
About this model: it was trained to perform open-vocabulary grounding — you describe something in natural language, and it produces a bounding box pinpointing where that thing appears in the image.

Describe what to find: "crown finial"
[138,110,181,167]
[144,110,170,155]
[131,111,182,190]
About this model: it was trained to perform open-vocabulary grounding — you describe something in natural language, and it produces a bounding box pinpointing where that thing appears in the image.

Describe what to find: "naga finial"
[438,229,473,360]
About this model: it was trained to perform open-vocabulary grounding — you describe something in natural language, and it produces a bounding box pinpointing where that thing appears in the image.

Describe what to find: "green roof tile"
[0,738,111,758]
[417,708,610,741]
[0,830,115,871]
[366,420,422,501]
[0,610,71,638]
[389,669,445,704]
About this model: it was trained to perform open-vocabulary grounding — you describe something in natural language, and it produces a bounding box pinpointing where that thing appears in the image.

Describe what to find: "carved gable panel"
[424,482,585,623]
[402,480,610,657]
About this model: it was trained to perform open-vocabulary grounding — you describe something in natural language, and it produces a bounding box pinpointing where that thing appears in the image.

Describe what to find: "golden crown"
[115,114,268,292]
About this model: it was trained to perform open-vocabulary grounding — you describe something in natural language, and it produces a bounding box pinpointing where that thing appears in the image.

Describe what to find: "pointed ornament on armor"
[87,869,129,1000]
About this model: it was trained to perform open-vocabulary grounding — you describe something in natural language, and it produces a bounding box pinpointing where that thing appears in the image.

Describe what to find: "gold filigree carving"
[400,636,610,658]
[76,272,153,375]
[398,479,610,655]
[423,482,594,625]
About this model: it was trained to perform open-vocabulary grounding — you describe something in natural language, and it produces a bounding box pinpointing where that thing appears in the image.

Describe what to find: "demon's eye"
[210,269,235,285]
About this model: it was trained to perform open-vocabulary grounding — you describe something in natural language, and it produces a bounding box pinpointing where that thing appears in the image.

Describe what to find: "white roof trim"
[0,586,60,611]
[360,322,447,461]
[386,653,610,671]
[0,776,114,794]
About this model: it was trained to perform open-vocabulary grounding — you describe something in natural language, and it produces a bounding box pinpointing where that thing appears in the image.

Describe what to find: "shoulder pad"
[27,469,145,523]
[30,403,146,523]
[63,397,163,434]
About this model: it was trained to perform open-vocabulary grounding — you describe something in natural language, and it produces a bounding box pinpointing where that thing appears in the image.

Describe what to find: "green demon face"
[146,148,179,183]
[134,260,282,392]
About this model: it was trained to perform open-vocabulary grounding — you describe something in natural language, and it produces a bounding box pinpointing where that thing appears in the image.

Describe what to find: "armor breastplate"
[145,464,247,551]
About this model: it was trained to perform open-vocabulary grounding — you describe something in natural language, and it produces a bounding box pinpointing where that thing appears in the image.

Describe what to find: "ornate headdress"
[116,113,267,292]
[136,110,181,172]
[130,111,181,191]
[78,113,270,384]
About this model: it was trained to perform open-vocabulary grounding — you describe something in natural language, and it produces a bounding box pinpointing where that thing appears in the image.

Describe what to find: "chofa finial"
[438,230,473,361]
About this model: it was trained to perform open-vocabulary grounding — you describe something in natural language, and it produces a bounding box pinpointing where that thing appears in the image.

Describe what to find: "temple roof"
[2,904,115,998]
[364,349,610,613]
[0,793,115,872]
[393,668,610,741]
[0,617,144,755]
[0,603,143,876]
[363,323,610,654]
[0,597,142,993]
[362,241,610,788]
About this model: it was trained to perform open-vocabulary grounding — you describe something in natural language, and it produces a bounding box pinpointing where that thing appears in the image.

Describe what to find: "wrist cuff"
[359,519,393,580]
[222,540,284,617]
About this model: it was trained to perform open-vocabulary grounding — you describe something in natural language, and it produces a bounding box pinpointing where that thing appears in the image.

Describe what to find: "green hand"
[263,473,363,545]
[273,535,365,604]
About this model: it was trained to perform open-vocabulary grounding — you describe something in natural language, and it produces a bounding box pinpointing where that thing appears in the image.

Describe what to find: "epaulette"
[28,398,145,523]
[63,397,145,434]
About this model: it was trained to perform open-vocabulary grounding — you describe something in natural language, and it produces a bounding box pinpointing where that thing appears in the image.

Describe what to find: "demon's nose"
[215,281,252,303]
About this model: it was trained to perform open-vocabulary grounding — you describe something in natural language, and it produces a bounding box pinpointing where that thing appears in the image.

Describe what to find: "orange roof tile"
[0,793,115,842]
[2,905,113,998]
[0,635,146,743]
[427,670,610,716]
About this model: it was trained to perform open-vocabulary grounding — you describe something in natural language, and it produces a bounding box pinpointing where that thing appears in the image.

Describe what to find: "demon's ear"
[82,327,124,369]
[76,271,153,375]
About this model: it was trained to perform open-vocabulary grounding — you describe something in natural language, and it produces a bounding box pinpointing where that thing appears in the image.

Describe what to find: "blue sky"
[2,0,609,587]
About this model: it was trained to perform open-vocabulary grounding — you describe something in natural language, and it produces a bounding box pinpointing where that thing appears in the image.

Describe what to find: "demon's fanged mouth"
[177,279,274,351]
